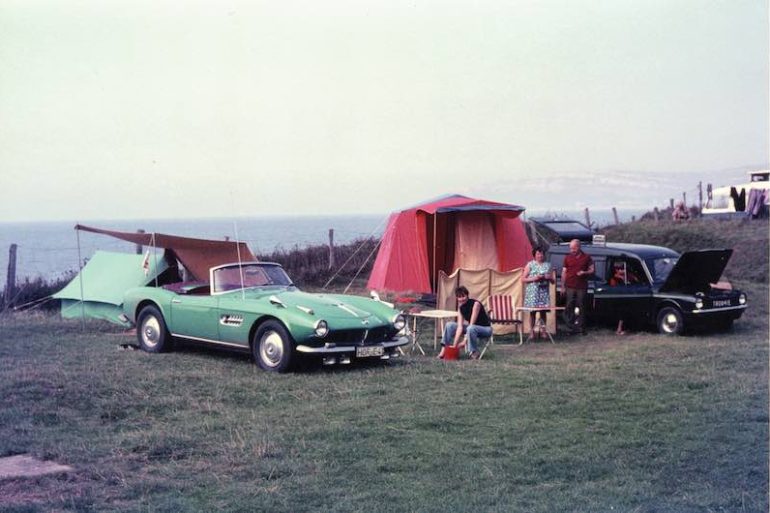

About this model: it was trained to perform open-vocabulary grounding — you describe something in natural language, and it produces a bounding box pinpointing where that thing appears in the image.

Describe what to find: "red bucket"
[443,345,460,360]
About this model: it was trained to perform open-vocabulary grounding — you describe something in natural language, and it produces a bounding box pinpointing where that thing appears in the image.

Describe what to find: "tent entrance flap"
[453,212,499,271]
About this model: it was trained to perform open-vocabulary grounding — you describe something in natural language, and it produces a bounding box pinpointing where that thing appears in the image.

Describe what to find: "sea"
[0,209,645,284]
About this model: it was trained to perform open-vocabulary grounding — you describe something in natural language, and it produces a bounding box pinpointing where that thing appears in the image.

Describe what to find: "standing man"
[438,286,492,360]
[561,239,595,335]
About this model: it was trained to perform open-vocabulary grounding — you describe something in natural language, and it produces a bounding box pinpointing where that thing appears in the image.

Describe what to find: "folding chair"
[476,323,495,359]
[487,295,524,347]
[461,308,496,360]
[461,323,494,359]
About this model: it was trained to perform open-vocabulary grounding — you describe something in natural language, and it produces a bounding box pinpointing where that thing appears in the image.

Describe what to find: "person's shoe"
[437,348,445,359]
[469,351,480,360]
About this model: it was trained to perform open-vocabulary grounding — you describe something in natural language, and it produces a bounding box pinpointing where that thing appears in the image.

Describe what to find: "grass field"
[0,276,767,513]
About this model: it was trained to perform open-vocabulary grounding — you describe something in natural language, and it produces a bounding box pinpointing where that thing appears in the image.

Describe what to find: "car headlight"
[392,314,406,331]
[695,299,704,309]
[314,320,329,337]
[739,293,747,305]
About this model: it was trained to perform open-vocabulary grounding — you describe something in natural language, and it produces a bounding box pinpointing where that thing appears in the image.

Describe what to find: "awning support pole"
[75,225,85,331]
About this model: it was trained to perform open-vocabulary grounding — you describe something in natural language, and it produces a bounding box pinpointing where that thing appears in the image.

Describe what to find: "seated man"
[438,286,492,360]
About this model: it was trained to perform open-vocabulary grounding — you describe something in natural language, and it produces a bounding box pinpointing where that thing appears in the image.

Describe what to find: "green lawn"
[0,281,767,512]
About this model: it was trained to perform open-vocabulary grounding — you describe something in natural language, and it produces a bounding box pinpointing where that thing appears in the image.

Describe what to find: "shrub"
[256,237,379,289]
[0,273,73,313]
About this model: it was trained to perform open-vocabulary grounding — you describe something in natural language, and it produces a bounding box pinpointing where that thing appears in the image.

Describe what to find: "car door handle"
[595,288,603,292]
[172,299,181,304]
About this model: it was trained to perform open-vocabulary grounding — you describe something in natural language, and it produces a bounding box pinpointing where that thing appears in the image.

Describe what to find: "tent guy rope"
[322,215,388,290]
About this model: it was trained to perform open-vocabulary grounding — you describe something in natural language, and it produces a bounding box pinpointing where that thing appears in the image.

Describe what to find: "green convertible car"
[122,262,408,372]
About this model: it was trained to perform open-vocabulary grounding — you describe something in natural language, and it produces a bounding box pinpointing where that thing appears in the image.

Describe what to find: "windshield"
[645,257,679,284]
[212,264,293,294]
[546,222,589,231]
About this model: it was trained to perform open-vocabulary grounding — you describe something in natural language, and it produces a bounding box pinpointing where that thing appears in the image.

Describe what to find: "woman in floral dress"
[522,247,555,339]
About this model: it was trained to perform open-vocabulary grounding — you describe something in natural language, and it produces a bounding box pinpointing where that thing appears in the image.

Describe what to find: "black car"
[530,217,594,242]
[548,241,747,335]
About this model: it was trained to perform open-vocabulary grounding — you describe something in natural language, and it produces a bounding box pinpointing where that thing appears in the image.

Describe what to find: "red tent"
[367,195,532,293]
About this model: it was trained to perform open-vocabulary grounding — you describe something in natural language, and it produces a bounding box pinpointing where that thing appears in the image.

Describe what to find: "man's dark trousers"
[563,287,587,334]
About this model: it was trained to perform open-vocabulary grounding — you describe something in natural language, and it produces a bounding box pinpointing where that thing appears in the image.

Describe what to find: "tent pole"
[75,225,85,331]
[152,233,159,288]
[488,268,492,306]
[432,215,437,292]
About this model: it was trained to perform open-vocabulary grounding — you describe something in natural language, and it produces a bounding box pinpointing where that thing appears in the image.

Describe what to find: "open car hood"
[658,249,733,294]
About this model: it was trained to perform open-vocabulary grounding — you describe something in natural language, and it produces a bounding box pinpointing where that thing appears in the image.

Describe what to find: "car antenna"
[233,220,246,300]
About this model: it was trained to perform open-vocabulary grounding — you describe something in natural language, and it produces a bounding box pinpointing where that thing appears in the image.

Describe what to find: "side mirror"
[370,290,394,308]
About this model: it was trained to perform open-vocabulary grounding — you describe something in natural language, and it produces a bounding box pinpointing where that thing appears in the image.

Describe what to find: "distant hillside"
[600,219,769,283]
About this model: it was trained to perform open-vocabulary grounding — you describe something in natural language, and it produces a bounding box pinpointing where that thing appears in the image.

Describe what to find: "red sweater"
[563,251,593,290]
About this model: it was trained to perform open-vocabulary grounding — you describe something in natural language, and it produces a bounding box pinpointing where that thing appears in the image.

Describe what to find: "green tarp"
[53,250,168,325]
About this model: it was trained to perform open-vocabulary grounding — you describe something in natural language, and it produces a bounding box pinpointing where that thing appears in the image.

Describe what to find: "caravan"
[702,170,769,218]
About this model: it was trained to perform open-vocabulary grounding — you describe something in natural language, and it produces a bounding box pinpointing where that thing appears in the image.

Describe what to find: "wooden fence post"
[698,181,703,214]
[136,229,145,255]
[3,244,18,309]
[612,207,619,225]
[328,229,335,270]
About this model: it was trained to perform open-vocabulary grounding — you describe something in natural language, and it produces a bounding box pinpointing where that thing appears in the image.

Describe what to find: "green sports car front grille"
[326,326,394,345]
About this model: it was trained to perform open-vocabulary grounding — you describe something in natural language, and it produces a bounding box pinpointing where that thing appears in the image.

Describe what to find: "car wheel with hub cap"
[136,305,171,352]
[253,320,295,372]
[657,306,684,336]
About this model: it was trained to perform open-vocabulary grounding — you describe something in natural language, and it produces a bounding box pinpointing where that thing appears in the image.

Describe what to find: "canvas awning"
[75,224,255,282]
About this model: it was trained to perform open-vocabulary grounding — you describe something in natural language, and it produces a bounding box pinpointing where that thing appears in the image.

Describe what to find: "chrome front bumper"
[690,305,747,315]
[295,336,409,354]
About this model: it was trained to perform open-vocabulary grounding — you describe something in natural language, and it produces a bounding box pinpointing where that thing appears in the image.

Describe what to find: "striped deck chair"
[487,295,523,349]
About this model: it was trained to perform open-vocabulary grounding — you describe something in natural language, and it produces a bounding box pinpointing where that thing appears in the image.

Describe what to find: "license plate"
[356,346,384,358]
[712,300,732,307]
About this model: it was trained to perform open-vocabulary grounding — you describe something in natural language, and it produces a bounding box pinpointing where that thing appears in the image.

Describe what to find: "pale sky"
[1,0,767,222]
